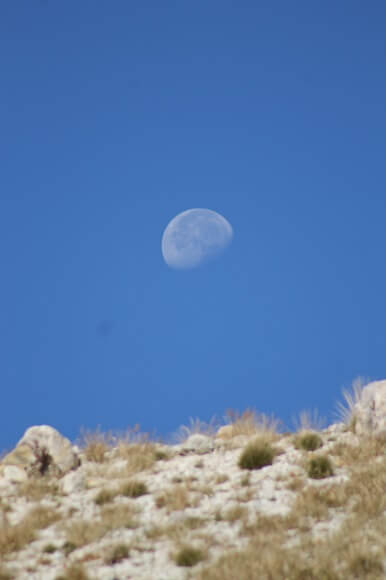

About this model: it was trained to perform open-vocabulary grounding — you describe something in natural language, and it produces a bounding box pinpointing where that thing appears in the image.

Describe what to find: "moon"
[161,208,233,270]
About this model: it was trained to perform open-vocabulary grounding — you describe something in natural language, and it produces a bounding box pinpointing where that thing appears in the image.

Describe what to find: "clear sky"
[1,1,386,451]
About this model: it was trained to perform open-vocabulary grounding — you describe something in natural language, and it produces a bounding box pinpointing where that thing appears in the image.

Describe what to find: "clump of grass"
[307,455,334,479]
[174,416,218,442]
[335,377,367,432]
[55,562,90,580]
[155,484,194,511]
[292,409,325,432]
[79,426,114,463]
[43,543,57,553]
[62,541,76,555]
[94,488,116,505]
[238,438,276,470]
[175,545,205,567]
[223,408,281,440]
[295,431,323,451]
[100,504,139,531]
[0,506,60,556]
[19,478,60,501]
[120,480,148,498]
[104,543,130,565]
[224,505,247,523]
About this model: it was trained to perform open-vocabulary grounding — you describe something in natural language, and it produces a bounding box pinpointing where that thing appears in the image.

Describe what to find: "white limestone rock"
[353,380,386,435]
[0,425,80,479]
[178,433,215,455]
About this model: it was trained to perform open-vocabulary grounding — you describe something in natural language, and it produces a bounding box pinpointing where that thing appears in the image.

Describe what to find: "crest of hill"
[0,380,385,579]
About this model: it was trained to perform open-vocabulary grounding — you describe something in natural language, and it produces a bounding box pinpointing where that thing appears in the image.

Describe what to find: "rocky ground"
[0,380,385,579]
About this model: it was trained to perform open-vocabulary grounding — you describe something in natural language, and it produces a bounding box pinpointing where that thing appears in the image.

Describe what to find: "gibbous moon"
[161,208,233,270]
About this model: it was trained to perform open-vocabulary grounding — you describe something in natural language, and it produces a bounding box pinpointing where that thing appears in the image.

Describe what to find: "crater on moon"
[161,208,233,270]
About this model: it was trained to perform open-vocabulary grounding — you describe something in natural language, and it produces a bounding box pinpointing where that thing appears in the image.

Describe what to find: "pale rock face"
[216,425,234,439]
[0,425,80,480]
[178,433,215,454]
[353,380,386,435]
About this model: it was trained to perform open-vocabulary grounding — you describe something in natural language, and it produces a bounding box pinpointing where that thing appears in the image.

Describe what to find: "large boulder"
[353,380,386,436]
[0,425,80,482]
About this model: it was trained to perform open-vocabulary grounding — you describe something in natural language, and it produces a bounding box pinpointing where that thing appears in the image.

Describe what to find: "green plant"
[43,543,57,553]
[175,546,205,567]
[55,562,90,580]
[62,541,76,555]
[105,543,130,564]
[307,455,334,479]
[120,480,148,498]
[238,439,276,470]
[295,432,323,451]
[94,489,116,505]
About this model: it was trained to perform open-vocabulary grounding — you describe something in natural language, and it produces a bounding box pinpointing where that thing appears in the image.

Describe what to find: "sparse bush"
[62,541,76,555]
[238,439,276,470]
[175,545,205,567]
[120,480,148,498]
[79,427,114,463]
[55,562,90,580]
[43,543,57,553]
[94,489,116,505]
[224,408,281,439]
[295,432,323,451]
[307,455,334,479]
[104,543,130,565]
[0,506,60,556]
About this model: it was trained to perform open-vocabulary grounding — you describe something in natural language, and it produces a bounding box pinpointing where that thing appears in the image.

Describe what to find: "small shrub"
[175,546,205,567]
[94,489,116,505]
[238,439,276,470]
[307,455,334,479]
[105,543,130,565]
[62,541,76,555]
[120,480,148,498]
[295,432,323,451]
[78,426,115,463]
[43,543,57,553]
[55,562,90,580]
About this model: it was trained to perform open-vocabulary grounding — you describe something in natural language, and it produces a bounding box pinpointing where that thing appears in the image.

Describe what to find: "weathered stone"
[0,425,80,479]
[353,380,386,435]
[179,433,215,455]
[216,425,234,439]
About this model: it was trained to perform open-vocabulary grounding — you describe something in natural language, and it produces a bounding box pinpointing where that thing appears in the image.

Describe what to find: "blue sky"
[1,1,386,451]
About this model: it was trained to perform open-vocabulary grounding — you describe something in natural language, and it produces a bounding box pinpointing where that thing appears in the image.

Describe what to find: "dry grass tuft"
[78,426,115,463]
[174,545,206,567]
[155,483,198,512]
[292,409,326,432]
[223,408,281,440]
[120,479,148,498]
[63,503,139,550]
[0,506,60,556]
[55,562,90,580]
[335,376,367,431]
[18,476,60,501]
[238,437,277,470]
[294,431,323,451]
[307,455,334,479]
[94,488,116,505]
[104,543,130,565]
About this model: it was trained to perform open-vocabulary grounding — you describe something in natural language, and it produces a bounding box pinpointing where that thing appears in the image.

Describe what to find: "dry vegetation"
[0,506,60,557]
[0,390,384,579]
[198,430,385,579]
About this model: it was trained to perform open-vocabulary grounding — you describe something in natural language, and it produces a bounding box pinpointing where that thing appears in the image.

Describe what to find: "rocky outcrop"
[353,380,386,435]
[0,425,80,482]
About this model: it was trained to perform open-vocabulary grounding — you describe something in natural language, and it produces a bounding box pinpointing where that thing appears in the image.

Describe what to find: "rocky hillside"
[0,380,385,579]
